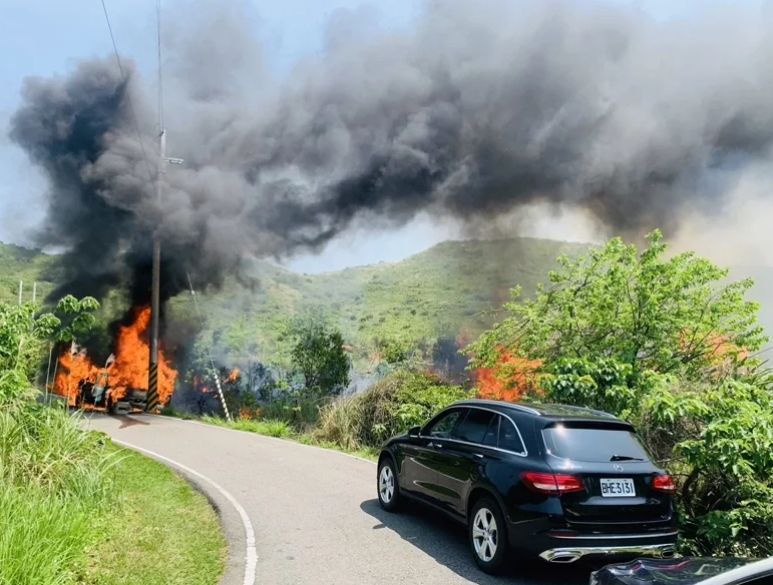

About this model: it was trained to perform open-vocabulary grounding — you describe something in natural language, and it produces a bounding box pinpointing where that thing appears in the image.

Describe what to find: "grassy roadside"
[76,445,226,585]
[195,414,379,461]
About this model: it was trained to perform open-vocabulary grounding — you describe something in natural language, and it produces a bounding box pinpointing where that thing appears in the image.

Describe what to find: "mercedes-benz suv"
[376,399,678,574]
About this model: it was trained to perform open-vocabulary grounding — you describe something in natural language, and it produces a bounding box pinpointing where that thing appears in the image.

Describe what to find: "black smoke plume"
[10,0,773,302]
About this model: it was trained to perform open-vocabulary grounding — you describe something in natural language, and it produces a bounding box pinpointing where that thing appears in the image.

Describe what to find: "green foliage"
[316,370,471,450]
[0,296,112,585]
[0,402,114,585]
[289,319,351,396]
[469,231,766,377]
[641,378,773,555]
[259,397,321,430]
[540,357,647,419]
[468,231,773,556]
[0,303,55,402]
[51,295,100,342]
[203,416,292,438]
[0,297,99,404]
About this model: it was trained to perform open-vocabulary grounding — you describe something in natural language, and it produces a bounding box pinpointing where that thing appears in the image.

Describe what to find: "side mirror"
[408,425,421,437]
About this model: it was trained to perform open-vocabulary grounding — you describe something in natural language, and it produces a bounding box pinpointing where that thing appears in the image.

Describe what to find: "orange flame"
[53,306,177,407]
[54,346,99,405]
[226,368,240,383]
[475,349,542,402]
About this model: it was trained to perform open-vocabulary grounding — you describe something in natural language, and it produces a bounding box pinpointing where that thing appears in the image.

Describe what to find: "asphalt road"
[84,414,590,585]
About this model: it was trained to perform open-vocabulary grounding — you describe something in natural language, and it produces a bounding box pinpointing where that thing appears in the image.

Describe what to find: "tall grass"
[0,485,91,585]
[0,405,113,497]
[316,370,470,449]
[0,403,113,585]
[202,415,293,438]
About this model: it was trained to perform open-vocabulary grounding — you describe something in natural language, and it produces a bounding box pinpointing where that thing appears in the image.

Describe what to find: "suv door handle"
[428,441,443,449]
[472,453,484,459]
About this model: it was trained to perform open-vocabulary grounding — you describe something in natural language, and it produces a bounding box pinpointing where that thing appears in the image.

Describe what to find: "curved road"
[85,414,589,585]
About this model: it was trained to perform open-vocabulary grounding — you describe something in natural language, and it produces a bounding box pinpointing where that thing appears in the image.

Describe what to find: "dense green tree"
[290,320,351,397]
[470,231,765,386]
[0,295,99,403]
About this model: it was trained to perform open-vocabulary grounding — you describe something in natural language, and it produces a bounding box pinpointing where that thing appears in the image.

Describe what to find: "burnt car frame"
[591,556,773,585]
[376,399,678,573]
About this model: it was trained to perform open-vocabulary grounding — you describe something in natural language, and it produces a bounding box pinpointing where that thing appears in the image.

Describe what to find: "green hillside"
[4,238,771,373]
[0,242,58,305]
[167,238,586,370]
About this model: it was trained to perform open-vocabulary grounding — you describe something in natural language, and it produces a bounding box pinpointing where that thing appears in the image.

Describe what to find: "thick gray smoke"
[10,0,773,300]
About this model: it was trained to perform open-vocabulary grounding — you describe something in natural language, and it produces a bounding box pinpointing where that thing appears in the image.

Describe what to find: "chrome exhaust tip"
[539,543,677,564]
[550,553,582,563]
[540,549,583,563]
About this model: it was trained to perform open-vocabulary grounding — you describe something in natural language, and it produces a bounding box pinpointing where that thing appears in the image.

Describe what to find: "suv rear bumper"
[539,542,677,564]
[507,517,678,563]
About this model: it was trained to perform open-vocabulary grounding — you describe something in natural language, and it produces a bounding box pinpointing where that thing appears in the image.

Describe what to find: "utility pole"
[17,280,23,305]
[147,0,182,413]
[147,0,165,413]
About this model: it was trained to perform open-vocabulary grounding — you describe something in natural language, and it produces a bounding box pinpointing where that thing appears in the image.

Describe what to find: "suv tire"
[469,496,509,574]
[377,457,400,512]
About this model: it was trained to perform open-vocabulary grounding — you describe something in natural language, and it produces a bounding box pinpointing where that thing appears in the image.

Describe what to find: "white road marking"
[111,438,257,585]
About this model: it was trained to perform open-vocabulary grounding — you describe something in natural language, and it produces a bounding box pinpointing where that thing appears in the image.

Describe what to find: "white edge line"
[111,438,257,585]
[159,415,377,466]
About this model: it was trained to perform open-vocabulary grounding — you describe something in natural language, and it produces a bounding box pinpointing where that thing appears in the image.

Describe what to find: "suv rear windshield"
[542,425,650,463]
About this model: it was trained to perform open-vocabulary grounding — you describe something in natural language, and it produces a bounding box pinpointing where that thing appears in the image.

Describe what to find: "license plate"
[600,478,635,497]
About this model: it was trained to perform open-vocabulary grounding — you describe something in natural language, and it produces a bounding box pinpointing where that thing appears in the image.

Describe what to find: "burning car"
[53,306,177,413]
[75,368,148,415]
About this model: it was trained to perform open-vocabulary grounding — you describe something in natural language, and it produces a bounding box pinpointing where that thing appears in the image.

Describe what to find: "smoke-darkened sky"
[6,0,773,295]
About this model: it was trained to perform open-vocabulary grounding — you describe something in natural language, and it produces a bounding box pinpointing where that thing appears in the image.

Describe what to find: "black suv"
[376,399,677,574]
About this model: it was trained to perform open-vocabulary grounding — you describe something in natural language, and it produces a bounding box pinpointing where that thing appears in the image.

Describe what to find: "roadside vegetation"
[468,231,772,557]
[5,235,770,560]
[195,231,772,559]
[0,297,224,585]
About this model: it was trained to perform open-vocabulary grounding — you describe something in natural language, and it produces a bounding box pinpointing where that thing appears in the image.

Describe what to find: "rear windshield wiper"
[609,455,644,461]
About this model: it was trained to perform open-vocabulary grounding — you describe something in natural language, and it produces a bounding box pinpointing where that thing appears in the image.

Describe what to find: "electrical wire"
[99,0,156,184]
[186,271,233,421]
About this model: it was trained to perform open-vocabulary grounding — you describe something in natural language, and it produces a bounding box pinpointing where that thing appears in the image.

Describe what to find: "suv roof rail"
[452,399,623,421]
[453,398,542,416]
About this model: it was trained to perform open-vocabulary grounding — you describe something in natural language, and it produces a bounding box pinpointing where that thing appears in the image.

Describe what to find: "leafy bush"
[468,232,773,556]
[289,319,350,397]
[316,370,471,450]
[641,377,773,555]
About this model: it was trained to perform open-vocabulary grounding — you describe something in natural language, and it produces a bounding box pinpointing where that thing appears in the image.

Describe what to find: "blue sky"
[0,0,757,272]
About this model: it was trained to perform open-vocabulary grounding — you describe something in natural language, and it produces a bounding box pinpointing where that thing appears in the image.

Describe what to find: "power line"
[156,0,164,133]
[186,271,233,421]
[99,0,155,184]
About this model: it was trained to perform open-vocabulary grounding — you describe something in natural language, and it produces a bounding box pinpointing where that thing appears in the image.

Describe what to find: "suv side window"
[499,417,526,454]
[424,409,464,438]
[453,408,496,444]
[482,415,500,447]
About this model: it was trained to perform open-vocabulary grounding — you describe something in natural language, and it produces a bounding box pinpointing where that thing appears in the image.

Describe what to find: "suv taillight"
[522,471,584,495]
[652,474,676,493]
